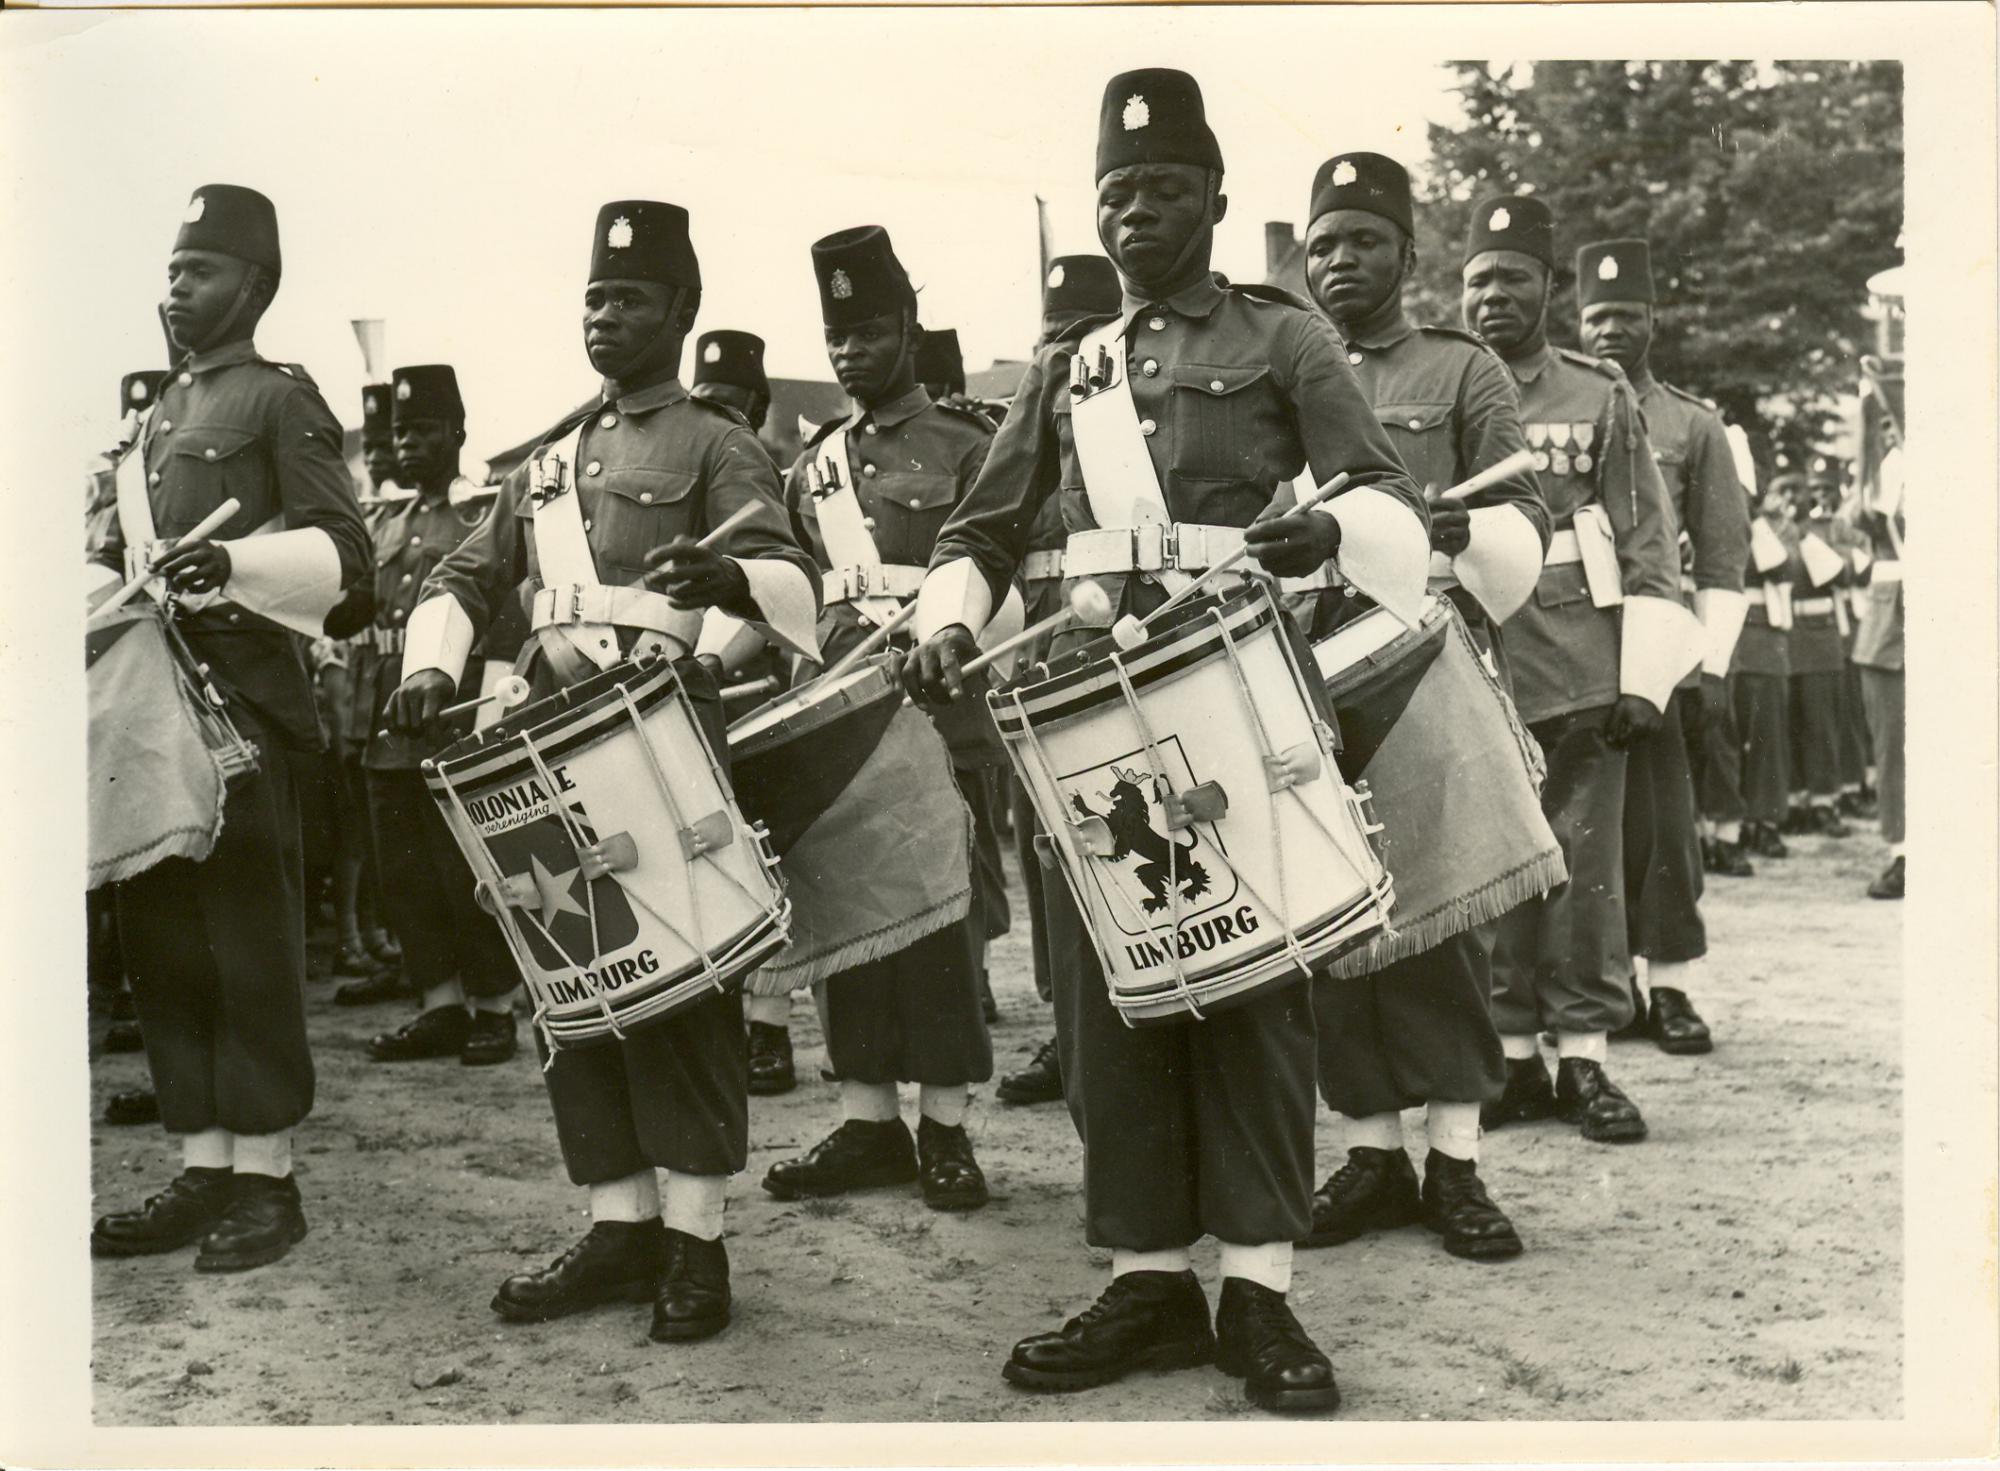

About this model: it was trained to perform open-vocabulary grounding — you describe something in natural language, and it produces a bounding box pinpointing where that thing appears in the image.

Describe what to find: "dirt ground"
[90,822,1901,1426]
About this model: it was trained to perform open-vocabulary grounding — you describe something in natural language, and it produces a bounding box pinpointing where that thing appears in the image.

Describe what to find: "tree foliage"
[1407,61,1903,463]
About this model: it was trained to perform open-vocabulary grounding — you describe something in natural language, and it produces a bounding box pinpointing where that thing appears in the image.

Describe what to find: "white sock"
[589,1169,661,1223]
[744,994,790,1026]
[1716,820,1742,845]
[1500,1033,1539,1062]
[1630,954,1650,1005]
[918,1083,968,1128]
[662,1171,727,1241]
[840,1080,899,1123]
[1112,1247,1191,1277]
[233,1131,292,1179]
[1426,1101,1481,1163]
[182,1127,233,1171]
[1556,1030,1608,1064]
[470,986,518,1015]
[421,978,467,1012]
[1649,958,1698,994]
[1219,1241,1294,1294]
[1344,1111,1402,1152]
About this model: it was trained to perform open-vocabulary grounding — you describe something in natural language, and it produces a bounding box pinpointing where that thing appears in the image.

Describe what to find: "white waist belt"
[823,563,927,604]
[530,582,699,638]
[1544,527,1583,565]
[1872,560,1903,584]
[1023,549,1065,582]
[1795,596,1836,617]
[365,626,406,654]
[1063,522,1333,592]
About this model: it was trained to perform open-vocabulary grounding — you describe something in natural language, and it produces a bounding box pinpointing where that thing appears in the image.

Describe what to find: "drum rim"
[1315,595,1449,699]
[1095,882,1387,1001]
[989,584,1278,731]
[426,657,683,792]
[532,906,790,1040]
[727,655,901,755]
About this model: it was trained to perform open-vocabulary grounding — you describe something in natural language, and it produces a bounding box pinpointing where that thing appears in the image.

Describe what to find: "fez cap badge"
[1332,160,1358,187]
[131,381,151,403]
[396,379,412,401]
[1598,255,1620,281]
[1488,206,1511,232]
[830,268,853,300]
[184,195,207,223]
[1048,264,1065,289]
[1123,94,1150,131]
[703,342,721,363]
[607,216,634,250]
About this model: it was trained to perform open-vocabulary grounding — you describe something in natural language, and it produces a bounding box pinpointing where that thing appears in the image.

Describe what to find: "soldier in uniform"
[996,253,1123,1109]
[90,184,371,1272]
[908,69,1429,1413]
[1851,450,1905,901]
[759,226,997,1214]
[1733,475,1803,858]
[359,379,405,500]
[1574,237,1750,1057]
[1463,197,1689,1146]
[1785,468,1857,838]
[1295,151,1546,1261]
[389,200,820,1343]
[332,365,522,1066]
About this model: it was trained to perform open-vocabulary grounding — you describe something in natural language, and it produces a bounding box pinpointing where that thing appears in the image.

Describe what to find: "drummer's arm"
[690,428,822,671]
[1444,348,1548,624]
[404,468,526,689]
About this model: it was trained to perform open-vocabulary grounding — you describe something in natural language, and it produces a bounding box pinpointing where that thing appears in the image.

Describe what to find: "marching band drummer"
[388,200,819,1345]
[907,69,1428,1414]
[759,227,1001,1215]
[89,184,372,1273]
[1295,151,1547,1263]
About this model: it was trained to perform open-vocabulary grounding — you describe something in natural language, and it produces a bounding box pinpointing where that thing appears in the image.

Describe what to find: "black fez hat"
[173,184,281,277]
[1042,255,1122,315]
[812,226,917,328]
[692,330,769,394]
[915,328,966,395]
[1464,195,1555,270]
[1576,238,1655,307]
[1309,152,1414,238]
[1096,69,1224,182]
[361,383,394,438]
[590,201,701,289]
[121,371,167,416]
[390,364,465,425]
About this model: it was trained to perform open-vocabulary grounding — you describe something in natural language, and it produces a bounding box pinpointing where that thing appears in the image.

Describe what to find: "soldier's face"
[583,278,678,379]
[1579,301,1653,373]
[1461,249,1548,354]
[164,249,257,351]
[1304,210,1410,326]
[362,438,399,486]
[393,417,462,486]
[1096,164,1224,288]
[824,311,910,404]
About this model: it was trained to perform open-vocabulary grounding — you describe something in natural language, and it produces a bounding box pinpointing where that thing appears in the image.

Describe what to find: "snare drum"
[992,582,1392,1025]
[425,656,788,1051]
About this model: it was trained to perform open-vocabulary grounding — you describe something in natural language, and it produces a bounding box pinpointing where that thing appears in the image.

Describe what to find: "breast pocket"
[869,472,959,563]
[593,468,696,578]
[1170,365,1271,484]
[164,425,262,533]
[1375,400,1455,495]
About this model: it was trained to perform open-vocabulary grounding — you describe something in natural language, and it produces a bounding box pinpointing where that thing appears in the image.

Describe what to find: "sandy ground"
[90,823,1901,1425]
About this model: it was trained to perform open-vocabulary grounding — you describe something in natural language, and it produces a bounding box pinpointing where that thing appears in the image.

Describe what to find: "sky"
[4,9,1469,470]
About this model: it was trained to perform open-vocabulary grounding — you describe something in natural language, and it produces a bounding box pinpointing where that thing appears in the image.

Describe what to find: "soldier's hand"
[1245,507,1342,579]
[152,538,233,597]
[1428,502,1472,558]
[1604,693,1663,748]
[388,670,455,736]
[644,538,752,613]
[903,624,979,707]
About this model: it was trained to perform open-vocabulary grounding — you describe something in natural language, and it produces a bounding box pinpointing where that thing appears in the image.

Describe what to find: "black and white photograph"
[1,1,1993,1464]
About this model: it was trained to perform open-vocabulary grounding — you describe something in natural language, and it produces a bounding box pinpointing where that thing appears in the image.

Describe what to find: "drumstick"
[819,598,919,682]
[1111,473,1350,648]
[960,580,1114,679]
[94,497,242,617]
[721,674,781,703]
[1437,447,1538,503]
[696,502,759,550]
[440,675,532,720]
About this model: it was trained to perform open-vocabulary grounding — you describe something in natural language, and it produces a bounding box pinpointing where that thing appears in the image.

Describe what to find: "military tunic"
[1489,345,1682,1038]
[1624,377,1750,964]
[98,339,371,1135]
[1314,316,1546,1118]
[417,376,817,1185]
[785,386,997,1088]
[930,273,1426,1250]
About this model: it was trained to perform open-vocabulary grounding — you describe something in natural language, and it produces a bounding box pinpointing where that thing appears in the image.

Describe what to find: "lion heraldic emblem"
[1072,767,1211,915]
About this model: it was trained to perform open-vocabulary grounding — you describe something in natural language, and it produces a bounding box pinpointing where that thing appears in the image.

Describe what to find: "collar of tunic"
[1118,270,1226,326]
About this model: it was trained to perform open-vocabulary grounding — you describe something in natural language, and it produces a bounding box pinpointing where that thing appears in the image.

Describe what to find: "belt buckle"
[569,585,586,625]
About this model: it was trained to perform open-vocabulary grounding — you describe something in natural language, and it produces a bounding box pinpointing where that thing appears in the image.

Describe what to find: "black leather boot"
[1645,987,1713,1055]
[1298,1146,1419,1248]
[917,1116,989,1211]
[1554,1058,1648,1143]
[1480,1055,1557,1129]
[1213,1278,1341,1414]
[746,1022,796,1096]
[1705,836,1756,877]
[996,1037,1063,1106]
[92,1167,235,1257]
[460,1009,518,1066]
[762,1118,918,1199]
[195,1173,310,1272]
[369,1005,472,1061]
[1420,1151,1523,1261]
[1002,1270,1215,1392]
[492,1219,668,1323]
[649,1230,730,1342]
[1868,854,1905,900]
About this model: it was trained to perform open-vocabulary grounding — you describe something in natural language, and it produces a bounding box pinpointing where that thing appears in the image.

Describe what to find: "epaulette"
[933,398,997,436]
[687,393,750,429]
[1556,345,1628,382]
[1046,310,1118,352]
[1661,381,1719,412]
[1232,281,1315,313]
[1416,323,1491,350]
[266,361,318,387]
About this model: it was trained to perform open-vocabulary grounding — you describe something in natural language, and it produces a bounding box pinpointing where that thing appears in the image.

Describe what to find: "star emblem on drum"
[528,852,588,928]
[1123,94,1150,131]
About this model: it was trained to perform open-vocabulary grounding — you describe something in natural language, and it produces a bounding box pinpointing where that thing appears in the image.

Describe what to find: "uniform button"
[908,498,922,509]
[1142,360,1159,377]
[410,535,422,546]
[391,608,406,621]
[1140,419,1157,436]
[1348,352,1364,366]
[1148,317,1166,332]
[585,461,602,477]
[1408,418,1424,430]
[178,372,192,387]
[228,612,241,624]
[583,518,593,532]
[862,517,877,531]
[401,573,413,585]
[864,423,878,435]
[639,492,654,505]
[862,464,877,478]
[149,471,161,486]
[203,447,217,461]
[599,413,618,429]
[159,420,173,433]
[1209,379,1225,392]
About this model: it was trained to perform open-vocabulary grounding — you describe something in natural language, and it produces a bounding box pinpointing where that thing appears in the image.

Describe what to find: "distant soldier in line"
[995,253,1123,1110]
[1465,197,1689,1146]
[1296,151,1545,1260]
[1574,236,1749,1057]
[1849,415,1905,900]
[1733,474,1804,859]
[1783,469,1856,838]
[689,328,773,434]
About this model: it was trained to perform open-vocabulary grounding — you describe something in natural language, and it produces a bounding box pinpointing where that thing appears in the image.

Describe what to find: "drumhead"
[426,655,683,794]
[726,656,900,756]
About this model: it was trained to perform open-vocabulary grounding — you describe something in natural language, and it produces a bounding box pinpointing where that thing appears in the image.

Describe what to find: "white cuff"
[221,525,345,638]
[1319,486,1429,628]
[724,557,821,663]
[972,582,1028,676]
[472,658,518,732]
[1724,423,1758,495]
[1749,518,1788,573]
[1799,531,1844,589]
[401,594,476,688]
[1620,594,1705,711]
[1452,504,1546,624]
[914,556,994,642]
[1693,587,1750,678]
